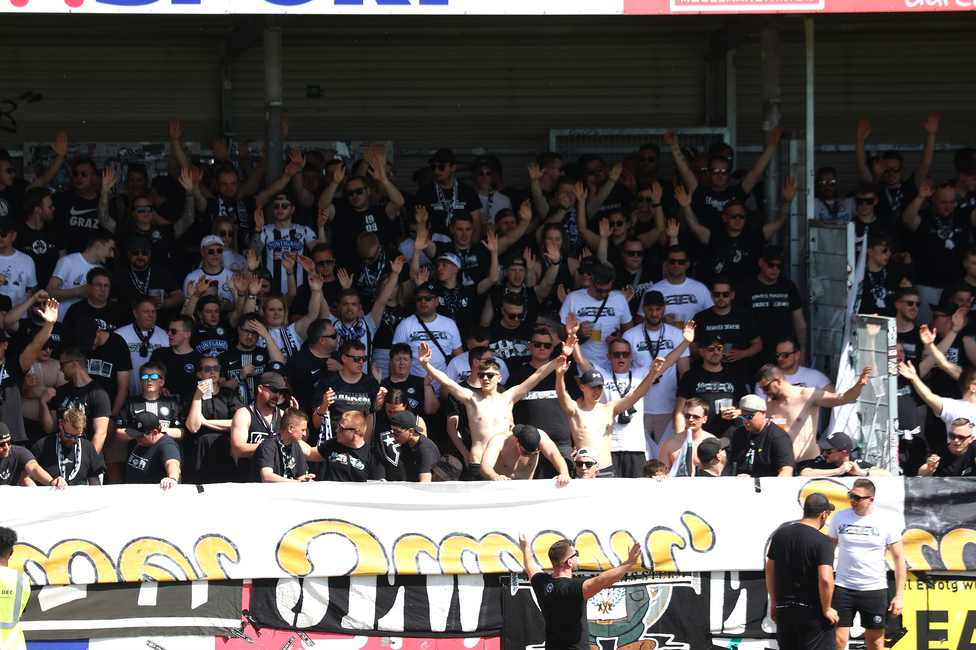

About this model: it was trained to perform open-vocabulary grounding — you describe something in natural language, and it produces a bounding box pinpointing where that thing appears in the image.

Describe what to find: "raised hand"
[371,363,382,383]
[683,320,696,343]
[317,208,329,229]
[195,276,212,296]
[247,249,260,272]
[390,255,407,275]
[39,298,59,323]
[414,205,429,225]
[527,163,544,182]
[666,219,680,239]
[414,227,431,251]
[626,542,642,568]
[857,366,872,386]
[412,266,429,287]
[599,218,611,239]
[52,131,68,157]
[179,167,194,192]
[518,200,532,222]
[101,167,118,193]
[417,342,432,366]
[190,165,204,185]
[621,285,634,303]
[918,178,934,200]
[564,312,579,337]
[674,184,691,208]
[288,147,304,167]
[169,117,183,141]
[919,324,936,346]
[651,356,666,375]
[574,181,587,203]
[651,181,662,204]
[484,230,498,253]
[282,116,291,139]
[247,273,262,295]
[663,131,678,147]
[281,251,297,273]
[561,334,578,358]
[554,355,571,376]
[544,239,561,264]
[297,254,315,275]
[212,138,230,160]
[308,273,324,292]
[856,117,871,141]
[781,176,798,203]
[609,163,624,182]
[284,158,302,177]
[254,205,265,230]
[922,112,940,134]
[332,163,346,185]
[897,360,917,382]
[336,267,353,289]
[951,307,967,333]
[768,124,784,146]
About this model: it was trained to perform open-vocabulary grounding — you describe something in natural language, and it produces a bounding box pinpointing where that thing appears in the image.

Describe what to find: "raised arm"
[508,337,577,403]
[476,232,500,296]
[581,543,642,599]
[527,164,551,218]
[26,131,67,190]
[763,177,795,240]
[370,257,405,328]
[898,360,945,416]
[854,118,874,183]
[574,184,602,251]
[19,299,58,372]
[902,179,932,232]
[634,182,666,248]
[519,532,544,580]
[585,164,623,217]
[168,118,193,172]
[317,162,344,217]
[368,147,405,220]
[174,167,199,238]
[816,366,870,407]
[97,168,119,233]
[615,322,694,414]
[675,185,709,244]
[664,131,697,193]
[914,113,939,189]
[534,241,563,302]
[554,355,579,416]
[496,200,534,254]
[741,125,783,195]
[418,342,474,404]
[254,157,302,207]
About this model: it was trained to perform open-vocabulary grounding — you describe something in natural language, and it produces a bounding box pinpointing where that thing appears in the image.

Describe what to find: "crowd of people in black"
[0,111,973,487]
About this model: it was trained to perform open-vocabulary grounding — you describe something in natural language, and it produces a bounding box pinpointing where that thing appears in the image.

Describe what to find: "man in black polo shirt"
[727,394,795,477]
[519,534,642,650]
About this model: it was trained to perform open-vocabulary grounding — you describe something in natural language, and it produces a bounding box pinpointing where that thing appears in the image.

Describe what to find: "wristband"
[50,478,56,486]
[286,271,295,276]
[248,294,257,300]
[316,407,325,417]
[652,203,661,208]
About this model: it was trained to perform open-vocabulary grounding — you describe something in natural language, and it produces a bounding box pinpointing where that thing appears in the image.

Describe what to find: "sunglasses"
[610,351,631,358]
[695,167,709,173]
[704,345,724,352]
[135,206,154,214]
[638,156,657,163]
[609,220,627,227]
[530,341,553,349]
[759,380,778,392]
[666,259,689,266]
[726,212,747,219]
[336,425,359,433]
[140,373,162,381]
[817,179,838,186]
[575,460,596,469]
[261,385,281,394]
[567,550,579,560]
[344,188,367,198]
[593,287,611,296]
[683,414,702,420]
[416,295,437,302]
[168,328,187,335]
[636,196,654,203]
[201,365,221,372]
[899,300,919,307]
[205,248,223,255]
[624,250,644,257]
[738,413,758,420]
[73,170,91,178]
[765,262,784,269]
[475,170,493,177]
[322,333,338,339]
[822,448,840,454]
[502,310,524,320]
[62,431,83,440]
[477,372,499,379]
[949,433,971,442]
[218,230,234,237]
[848,492,871,502]
[712,291,731,298]
[315,258,336,265]
[130,249,151,257]
[585,167,605,176]
[273,201,292,209]
[855,198,876,206]
[429,164,448,171]
[775,351,797,358]
[0,441,11,448]
[884,166,903,174]
[345,355,366,363]
[710,168,730,175]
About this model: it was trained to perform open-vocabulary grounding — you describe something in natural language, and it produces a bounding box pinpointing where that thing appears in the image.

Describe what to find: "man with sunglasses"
[827,479,906,650]
[64,268,127,332]
[116,295,170,396]
[519,533,642,650]
[183,356,243,484]
[312,340,381,440]
[149,314,203,399]
[650,245,712,330]
[413,149,483,241]
[31,408,104,486]
[487,293,535,364]
[799,431,891,477]
[479,423,569,485]
[286,318,340,415]
[52,158,101,253]
[117,362,182,446]
[121,411,181,488]
[735,245,806,360]
[659,397,719,471]
[40,346,112,453]
[113,237,183,313]
[849,184,894,263]
[903,178,976,323]
[690,277,762,375]
[46,230,114,321]
[302,410,385,482]
[858,232,911,317]
[768,336,833,392]
[812,167,856,222]
[392,283,463,392]
[572,446,599,479]
[251,190,322,295]
[220,313,285,405]
[579,155,632,229]
[230,371,292,480]
[443,345,502,474]
[560,263,633,364]
[471,156,513,223]
[917,418,976,476]
[183,235,236,311]
[695,436,730,477]
[727,394,794,477]
[675,337,748,437]
[0,422,67,488]
[666,128,782,230]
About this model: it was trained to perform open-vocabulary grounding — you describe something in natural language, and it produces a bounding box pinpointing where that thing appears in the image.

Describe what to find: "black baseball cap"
[761,245,785,262]
[818,431,855,453]
[428,149,457,166]
[581,369,604,388]
[697,437,730,464]
[804,492,836,514]
[513,424,541,453]
[642,290,666,306]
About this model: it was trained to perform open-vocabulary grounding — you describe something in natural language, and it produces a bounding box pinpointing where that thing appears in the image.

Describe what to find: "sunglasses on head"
[140,373,162,381]
[704,345,724,352]
[575,460,596,469]
[344,187,367,197]
[530,341,553,349]
[712,291,731,298]
[477,371,498,379]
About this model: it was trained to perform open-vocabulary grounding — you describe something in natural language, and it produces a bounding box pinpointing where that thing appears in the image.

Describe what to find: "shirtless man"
[479,424,570,486]
[21,337,65,446]
[658,397,716,470]
[757,364,871,462]
[417,335,575,478]
[555,322,694,476]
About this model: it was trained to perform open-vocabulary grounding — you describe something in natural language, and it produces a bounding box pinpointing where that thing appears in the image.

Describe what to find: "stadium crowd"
[0,112,974,487]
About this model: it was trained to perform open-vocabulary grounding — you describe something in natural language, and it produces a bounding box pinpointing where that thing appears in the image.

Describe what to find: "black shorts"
[776,606,835,650]
[611,451,645,478]
[832,585,888,629]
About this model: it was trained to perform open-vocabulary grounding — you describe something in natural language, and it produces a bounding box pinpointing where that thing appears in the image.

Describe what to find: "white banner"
[6,477,905,585]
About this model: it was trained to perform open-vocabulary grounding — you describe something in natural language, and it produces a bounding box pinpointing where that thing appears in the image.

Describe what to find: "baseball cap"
[576,446,599,463]
[818,431,855,453]
[739,394,767,412]
[0,422,10,441]
[432,455,463,481]
[642,290,666,306]
[931,301,957,317]
[703,333,724,346]
[581,369,605,388]
[72,317,100,350]
[513,424,541,453]
[436,252,462,269]
[414,282,437,295]
[470,155,501,173]
[804,492,836,514]
[128,411,160,437]
[494,208,516,223]
[697,437,730,464]
[127,235,152,252]
[505,256,527,268]
[257,372,286,390]
[0,217,17,234]
[428,149,457,166]
[761,245,785,262]
[200,235,224,250]
[390,410,424,433]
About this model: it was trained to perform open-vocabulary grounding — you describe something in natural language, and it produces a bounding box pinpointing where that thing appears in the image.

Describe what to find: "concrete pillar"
[761,22,781,227]
[264,20,283,183]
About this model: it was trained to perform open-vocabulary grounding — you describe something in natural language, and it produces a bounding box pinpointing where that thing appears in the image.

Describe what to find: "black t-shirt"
[251,435,309,482]
[113,265,180,311]
[125,434,182,484]
[876,178,918,223]
[766,522,836,608]
[118,395,183,432]
[116,223,177,267]
[201,197,258,252]
[488,320,535,362]
[727,422,795,477]
[734,276,804,353]
[588,183,634,228]
[317,439,385,482]
[859,265,907,318]
[0,446,34,486]
[51,381,113,442]
[911,207,969,288]
[192,322,234,358]
[703,229,766,285]
[180,386,243,437]
[86,332,133,404]
[0,358,27,442]
[31,435,105,486]
[380,375,427,415]
[402,435,440,482]
[529,574,588,650]
[413,181,482,237]
[797,454,874,476]
[16,221,66,288]
[677,364,748,436]
[372,411,408,482]
[52,191,100,253]
[64,299,130,333]
[221,345,279,405]
[898,327,923,367]
[0,179,26,220]
[436,282,479,336]
[508,360,581,457]
[614,264,659,319]
[928,443,976,477]
[285,346,331,418]
[692,183,749,231]
[332,203,394,268]
[290,278,343,318]
[432,241,492,288]
[692,306,762,374]
[928,328,973,398]
[150,347,205,400]
[312,372,379,431]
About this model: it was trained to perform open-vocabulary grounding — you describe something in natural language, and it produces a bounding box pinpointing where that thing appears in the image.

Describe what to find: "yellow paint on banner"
[898,572,976,649]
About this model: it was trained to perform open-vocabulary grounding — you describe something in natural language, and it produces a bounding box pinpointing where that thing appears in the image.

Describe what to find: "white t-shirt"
[259,323,304,361]
[392,314,462,388]
[398,238,432,268]
[222,250,248,274]
[828,507,901,591]
[624,323,688,414]
[593,362,650,454]
[755,365,832,394]
[116,324,170,395]
[51,253,101,321]
[814,197,856,222]
[183,268,236,310]
[939,397,976,435]
[478,191,513,220]
[445,352,510,385]
[0,250,38,307]
[650,277,714,327]
[559,289,632,363]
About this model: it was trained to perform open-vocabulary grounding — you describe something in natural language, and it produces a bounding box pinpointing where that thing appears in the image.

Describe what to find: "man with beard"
[183,357,242,484]
[311,340,381,440]
[31,408,104,486]
[230,371,289,481]
[220,314,285,405]
[285,319,340,415]
[413,149,482,241]
[691,276,763,376]
[52,157,101,252]
[17,187,65,289]
[674,336,748,437]
[251,189,323,295]
[40,346,112,453]
[113,237,183,312]
[64,268,128,332]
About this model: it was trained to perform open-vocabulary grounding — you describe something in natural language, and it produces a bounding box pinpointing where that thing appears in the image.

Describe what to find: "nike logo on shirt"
[69,207,97,216]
